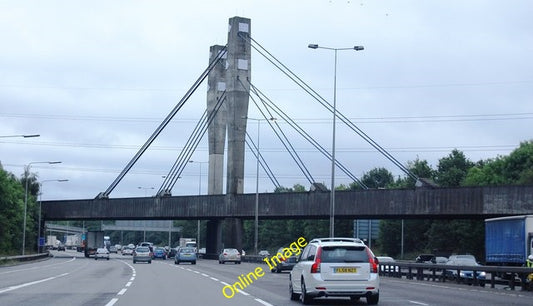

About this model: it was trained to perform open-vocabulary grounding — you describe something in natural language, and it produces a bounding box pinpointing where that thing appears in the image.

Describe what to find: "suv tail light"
[310,246,322,273]
[366,248,378,273]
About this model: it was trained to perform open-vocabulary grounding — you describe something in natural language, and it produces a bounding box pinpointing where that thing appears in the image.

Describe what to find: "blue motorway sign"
[39,237,45,246]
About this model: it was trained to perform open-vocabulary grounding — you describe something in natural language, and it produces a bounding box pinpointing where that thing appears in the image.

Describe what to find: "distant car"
[152,247,167,260]
[444,256,486,286]
[133,246,152,264]
[109,246,118,253]
[416,254,436,264]
[270,247,297,273]
[258,250,270,258]
[57,245,66,251]
[122,247,133,256]
[435,256,448,264]
[175,247,197,264]
[95,248,110,260]
[167,248,177,259]
[377,256,399,273]
[219,248,241,264]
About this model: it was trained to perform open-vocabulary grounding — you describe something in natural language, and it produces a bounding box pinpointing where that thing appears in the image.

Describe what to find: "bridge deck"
[41,185,533,220]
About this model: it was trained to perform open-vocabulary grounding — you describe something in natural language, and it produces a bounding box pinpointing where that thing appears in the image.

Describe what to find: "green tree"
[435,149,473,187]
[0,166,25,255]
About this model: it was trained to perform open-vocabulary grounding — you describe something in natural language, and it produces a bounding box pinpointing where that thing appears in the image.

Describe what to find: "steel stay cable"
[248,81,368,189]
[239,33,418,181]
[242,78,315,185]
[158,110,209,194]
[160,92,227,194]
[98,46,228,198]
[244,132,281,189]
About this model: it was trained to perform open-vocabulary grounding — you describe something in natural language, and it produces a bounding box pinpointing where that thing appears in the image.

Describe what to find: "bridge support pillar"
[206,220,222,257]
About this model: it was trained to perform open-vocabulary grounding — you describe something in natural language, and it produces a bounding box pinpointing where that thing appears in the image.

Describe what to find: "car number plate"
[334,267,357,273]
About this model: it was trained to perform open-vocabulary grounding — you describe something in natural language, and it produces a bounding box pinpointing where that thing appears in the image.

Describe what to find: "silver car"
[133,246,152,264]
[95,248,110,260]
[290,238,380,305]
[219,248,241,264]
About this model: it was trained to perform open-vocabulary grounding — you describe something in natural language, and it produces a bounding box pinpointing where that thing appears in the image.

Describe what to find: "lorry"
[83,231,105,258]
[46,235,59,249]
[179,238,197,252]
[485,215,533,269]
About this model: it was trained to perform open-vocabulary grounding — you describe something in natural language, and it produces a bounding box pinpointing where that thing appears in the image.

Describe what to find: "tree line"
[1,140,531,257]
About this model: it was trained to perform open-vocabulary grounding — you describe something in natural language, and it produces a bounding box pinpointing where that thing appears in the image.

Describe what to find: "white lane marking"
[409,301,429,306]
[0,272,69,294]
[0,257,76,275]
[238,290,250,296]
[129,277,134,281]
[221,281,230,286]
[210,277,219,281]
[105,298,118,306]
[254,298,274,306]
[201,273,209,277]
[118,288,127,295]
[125,281,132,287]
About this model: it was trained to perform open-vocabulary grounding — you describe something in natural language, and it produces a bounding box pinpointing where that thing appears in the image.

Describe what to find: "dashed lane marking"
[167,262,274,305]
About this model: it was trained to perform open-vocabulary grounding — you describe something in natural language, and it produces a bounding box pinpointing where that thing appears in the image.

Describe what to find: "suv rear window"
[321,246,368,263]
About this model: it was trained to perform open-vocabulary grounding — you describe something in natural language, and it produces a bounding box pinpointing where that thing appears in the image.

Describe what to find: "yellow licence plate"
[334,267,357,273]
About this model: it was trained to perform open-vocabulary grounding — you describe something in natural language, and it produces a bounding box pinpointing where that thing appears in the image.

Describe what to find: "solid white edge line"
[0,273,69,294]
[254,298,274,306]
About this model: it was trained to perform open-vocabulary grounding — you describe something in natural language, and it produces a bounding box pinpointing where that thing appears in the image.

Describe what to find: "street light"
[189,160,208,251]
[308,43,364,238]
[38,179,68,253]
[0,134,40,138]
[23,161,62,255]
[244,116,276,254]
[137,186,154,197]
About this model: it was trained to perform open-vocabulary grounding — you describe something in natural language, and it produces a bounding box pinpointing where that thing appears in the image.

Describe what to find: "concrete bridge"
[42,185,533,221]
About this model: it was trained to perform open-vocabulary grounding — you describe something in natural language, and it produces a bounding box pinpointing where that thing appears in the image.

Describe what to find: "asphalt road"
[1,250,532,305]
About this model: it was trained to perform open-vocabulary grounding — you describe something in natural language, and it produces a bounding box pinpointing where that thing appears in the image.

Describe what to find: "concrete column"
[223,16,251,252]
[207,45,227,196]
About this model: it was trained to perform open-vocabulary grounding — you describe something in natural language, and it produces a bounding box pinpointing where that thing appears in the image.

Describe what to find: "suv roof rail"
[309,237,363,244]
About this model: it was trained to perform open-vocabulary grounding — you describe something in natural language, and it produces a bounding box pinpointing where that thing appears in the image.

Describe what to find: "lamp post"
[308,43,364,238]
[0,134,40,138]
[23,161,62,255]
[38,179,68,253]
[137,186,154,241]
[244,117,276,254]
[189,160,208,251]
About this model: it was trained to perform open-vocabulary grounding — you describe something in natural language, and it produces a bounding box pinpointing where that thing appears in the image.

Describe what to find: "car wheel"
[149,260,152,264]
[276,267,281,273]
[95,258,97,260]
[300,278,311,305]
[289,276,299,301]
[133,260,136,264]
[192,261,196,265]
[367,293,379,305]
[106,258,109,260]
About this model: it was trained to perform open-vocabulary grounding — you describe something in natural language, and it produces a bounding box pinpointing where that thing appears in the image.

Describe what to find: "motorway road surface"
[1,250,532,305]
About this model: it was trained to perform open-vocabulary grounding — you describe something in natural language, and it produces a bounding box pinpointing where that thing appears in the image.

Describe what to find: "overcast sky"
[1,1,532,200]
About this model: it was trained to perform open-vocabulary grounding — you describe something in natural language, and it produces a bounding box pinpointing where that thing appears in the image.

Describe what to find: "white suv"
[289,238,380,305]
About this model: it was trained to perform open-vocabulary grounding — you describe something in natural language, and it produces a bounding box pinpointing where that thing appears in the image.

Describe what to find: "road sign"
[39,237,45,246]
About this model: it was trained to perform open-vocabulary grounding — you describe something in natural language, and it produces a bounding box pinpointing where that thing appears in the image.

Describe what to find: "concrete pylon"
[223,16,251,252]
[206,45,227,255]
[206,17,251,255]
